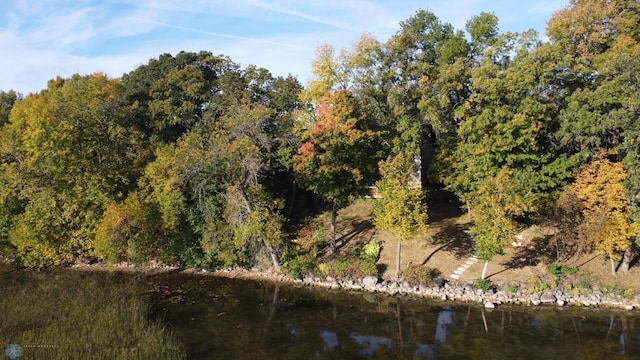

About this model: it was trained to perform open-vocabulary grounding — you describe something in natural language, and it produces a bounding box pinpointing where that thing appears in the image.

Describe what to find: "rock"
[540,294,557,304]
[556,299,566,307]
[531,299,542,306]
[624,305,634,311]
[433,278,445,288]
[484,301,496,309]
[326,276,335,283]
[363,276,378,287]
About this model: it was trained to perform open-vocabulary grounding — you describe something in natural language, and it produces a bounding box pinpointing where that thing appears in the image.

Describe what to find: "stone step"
[453,268,465,275]
[450,273,461,280]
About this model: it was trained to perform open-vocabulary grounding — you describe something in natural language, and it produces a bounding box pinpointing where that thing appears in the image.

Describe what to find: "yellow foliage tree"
[373,151,428,278]
[568,153,639,275]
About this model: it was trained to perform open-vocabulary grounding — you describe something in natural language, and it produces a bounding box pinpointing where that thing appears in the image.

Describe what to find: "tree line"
[1,0,639,278]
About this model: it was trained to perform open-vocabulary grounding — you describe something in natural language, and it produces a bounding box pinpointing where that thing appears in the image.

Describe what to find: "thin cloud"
[134,18,305,49]
[0,0,569,94]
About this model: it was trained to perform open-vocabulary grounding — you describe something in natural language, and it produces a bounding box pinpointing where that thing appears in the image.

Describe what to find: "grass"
[0,267,185,359]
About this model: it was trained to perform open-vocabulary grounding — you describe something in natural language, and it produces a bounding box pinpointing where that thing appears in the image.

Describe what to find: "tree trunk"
[330,202,337,254]
[619,242,634,273]
[481,260,489,280]
[266,244,280,272]
[238,187,281,271]
[286,179,296,219]
[610,257,617,276]
[396,239,402,279]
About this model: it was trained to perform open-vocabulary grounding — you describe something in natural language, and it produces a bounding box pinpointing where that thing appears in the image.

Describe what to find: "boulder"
[484,301,496,309]
[362,276,378,287]
[540,294,557,304]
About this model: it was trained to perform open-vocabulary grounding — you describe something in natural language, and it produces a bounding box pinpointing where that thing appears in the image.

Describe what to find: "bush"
[402,265,440,285]
[506,283,519,294]
[473,278,493,293]
[284,255,316,279]
[576,280,592,291]
[359,240,382,263]
[548,262,578,280]
[527,274,550,294]
[317,257,377,280]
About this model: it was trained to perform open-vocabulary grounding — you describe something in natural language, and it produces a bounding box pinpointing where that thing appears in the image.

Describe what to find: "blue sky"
[1,0,568,95]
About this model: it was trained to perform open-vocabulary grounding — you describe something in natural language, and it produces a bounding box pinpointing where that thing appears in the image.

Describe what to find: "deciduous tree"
[294,90,376,253]
[373,151,428,278]
[568,153,639,276]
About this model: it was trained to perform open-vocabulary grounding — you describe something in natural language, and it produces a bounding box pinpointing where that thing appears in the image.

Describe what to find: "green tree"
[120,51,240,144]
[373,151,428,278]
[469,169,523,279]
[0,90,21,127]
[434,24,574,235]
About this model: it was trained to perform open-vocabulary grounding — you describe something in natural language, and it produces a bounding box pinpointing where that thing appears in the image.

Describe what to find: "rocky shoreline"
[204,267,640,311]
[32,261,640,311]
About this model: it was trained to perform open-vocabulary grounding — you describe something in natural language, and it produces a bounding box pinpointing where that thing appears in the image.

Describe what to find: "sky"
[1,0,569,95]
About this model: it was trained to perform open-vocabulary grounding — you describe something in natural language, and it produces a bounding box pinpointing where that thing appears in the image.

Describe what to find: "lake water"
[2,268,639,359]
[148,272,640,360]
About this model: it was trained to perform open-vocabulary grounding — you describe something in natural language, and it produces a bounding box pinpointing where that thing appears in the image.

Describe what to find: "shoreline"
[205,267,640,311]
[6,260,640,311]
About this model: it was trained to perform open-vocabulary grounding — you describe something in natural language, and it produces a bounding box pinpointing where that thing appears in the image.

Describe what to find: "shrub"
[473,278,493,293]
[402,265,440,285]
[506,283,519,294]
[548,262,578,280]
[573,280,592,294]
[623,288,635,300]
[284,255,316,279]
[360,240,382,263]
[527,274,550,294]
[317,257,377,280]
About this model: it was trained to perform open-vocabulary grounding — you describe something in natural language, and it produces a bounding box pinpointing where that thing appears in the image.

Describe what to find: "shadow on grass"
[423,224,474,265]
[335,219,375,253]
[377,263,388,276]
[500,237,571,270]
[427,196,464,223]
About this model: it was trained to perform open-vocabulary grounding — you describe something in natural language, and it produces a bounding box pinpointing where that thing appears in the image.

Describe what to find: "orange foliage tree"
[294,90,377,254]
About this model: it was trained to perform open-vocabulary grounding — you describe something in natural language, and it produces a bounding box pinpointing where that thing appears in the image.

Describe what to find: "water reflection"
[350,334,392,356]
[146,273,640,359]
[435,307,453,342]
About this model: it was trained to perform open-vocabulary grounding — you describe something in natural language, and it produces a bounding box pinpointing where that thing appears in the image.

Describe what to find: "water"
[2,267,639,359]
[148,272,640,359]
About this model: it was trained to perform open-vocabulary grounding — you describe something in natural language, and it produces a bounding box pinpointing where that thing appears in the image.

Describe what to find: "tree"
[433,24,574,255]
[1,74,144,266]
[550,1,640,270]
[0,90,21,127]
[385,10,470,185]
[294,90,377,254]
[468,169,523,279]
[567,153,639,276]
[120,51,240,145]
[373,151,428,278]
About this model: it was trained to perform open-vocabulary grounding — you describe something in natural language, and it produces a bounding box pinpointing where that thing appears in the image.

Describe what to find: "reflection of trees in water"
[150,275,640,359]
